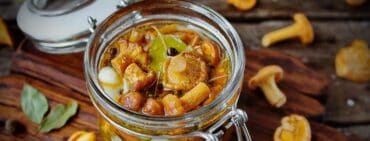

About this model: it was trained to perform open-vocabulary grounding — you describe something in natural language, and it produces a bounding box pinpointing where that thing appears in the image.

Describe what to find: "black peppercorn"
[5,119,25,135]
[167,48,178,56]
[109,48,118,58]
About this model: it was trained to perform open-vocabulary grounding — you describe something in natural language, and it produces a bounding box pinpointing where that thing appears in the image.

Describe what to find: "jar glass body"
[84,0,247,140]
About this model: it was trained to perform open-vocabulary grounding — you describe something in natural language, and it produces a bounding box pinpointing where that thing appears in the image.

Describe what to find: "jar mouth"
[84,0,245,127]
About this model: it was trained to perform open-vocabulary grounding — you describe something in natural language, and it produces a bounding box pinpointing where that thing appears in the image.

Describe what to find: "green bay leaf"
[149,35,189,72]
[21,84,48,124]
[39,101,78,133]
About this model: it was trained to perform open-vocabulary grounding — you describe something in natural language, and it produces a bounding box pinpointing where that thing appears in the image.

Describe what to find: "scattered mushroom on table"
[274,114,311,141]
[346,0,367,6]
[68,131,96,141]
[335,39,370,83]
[262,13,314,47]
[227,0,257,11]
[248,65,287,108]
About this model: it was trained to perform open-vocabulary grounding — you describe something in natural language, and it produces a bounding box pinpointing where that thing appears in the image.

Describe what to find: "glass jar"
[84,0,251,140]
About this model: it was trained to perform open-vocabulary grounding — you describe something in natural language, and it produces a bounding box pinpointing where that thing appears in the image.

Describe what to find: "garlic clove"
[98,66,121,85]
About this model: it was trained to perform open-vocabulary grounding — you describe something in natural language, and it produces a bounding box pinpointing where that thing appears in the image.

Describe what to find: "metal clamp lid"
[17,0,120,54]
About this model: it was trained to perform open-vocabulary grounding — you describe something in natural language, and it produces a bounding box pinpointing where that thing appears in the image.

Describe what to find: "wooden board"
[3,37,362,140]
[197,0,370,20]
[1,1,369,140]
[0,74,99,140]
[232,21,370,124]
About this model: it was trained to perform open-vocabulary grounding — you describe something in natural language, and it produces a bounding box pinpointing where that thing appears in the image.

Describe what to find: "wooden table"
[0,0,369,140]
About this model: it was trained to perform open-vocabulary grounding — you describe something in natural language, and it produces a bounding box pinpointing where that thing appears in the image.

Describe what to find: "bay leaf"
[21,84,48,124]
[149,35,189,72]
[39,101,78,133]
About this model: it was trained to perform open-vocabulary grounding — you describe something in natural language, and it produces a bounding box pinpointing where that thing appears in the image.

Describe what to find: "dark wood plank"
[8,40,338,140]
[12,40,328,117]
[0,74,355,141]
[244,49,328,96]
[12,40,86,94]
[6,21,368,140]
[243,106,363,141]
[197,0,370,20]
[233,21,370,123]
[0,75,99,140]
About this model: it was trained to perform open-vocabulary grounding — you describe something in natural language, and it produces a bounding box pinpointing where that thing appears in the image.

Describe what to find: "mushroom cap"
[228,0,257,11]
[248,65,284,89]
[162,53,208,91]
[335,39,370,82]
[293,13,314,44]
[346,0,367,6]
[274,114,311,141]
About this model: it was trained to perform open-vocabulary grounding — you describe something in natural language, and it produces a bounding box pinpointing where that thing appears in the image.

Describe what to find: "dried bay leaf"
[21,84,48,124]
[149,35,189,72]
[39,101,78,133]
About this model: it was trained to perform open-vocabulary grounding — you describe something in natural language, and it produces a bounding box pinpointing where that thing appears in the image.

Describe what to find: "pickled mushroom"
[200,40,221,66]
[162,94,185,116]
[142,98,164,116]
[180,82,210,111]
[124,63,156,91]
[118,91,145,111]
[111,39,149,75]
[162,53,208,91]
[111,42,132,76]
[99,23,230,116]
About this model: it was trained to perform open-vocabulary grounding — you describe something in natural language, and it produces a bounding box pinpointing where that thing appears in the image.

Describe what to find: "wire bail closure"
[203,108,252,141]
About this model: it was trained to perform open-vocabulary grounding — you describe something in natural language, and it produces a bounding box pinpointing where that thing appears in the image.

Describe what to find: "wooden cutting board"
[0,39,361,141]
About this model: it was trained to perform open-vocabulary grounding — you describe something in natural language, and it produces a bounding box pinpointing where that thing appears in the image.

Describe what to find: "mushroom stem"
[262,23,300,47]
[259,77,286,107]
[262,13,314,47]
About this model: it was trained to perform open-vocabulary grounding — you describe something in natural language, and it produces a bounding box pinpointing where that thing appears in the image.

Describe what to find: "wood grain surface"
[0,75,99,140]
[198,0,370,20]
[2,39,359,140]
[0,0,369,140]
[233,21,370,124]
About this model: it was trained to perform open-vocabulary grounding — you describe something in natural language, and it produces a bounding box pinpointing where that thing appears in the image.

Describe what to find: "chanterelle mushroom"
[346,0,367,6]
[124,63,156,91]
[274,114,311,141]
[262,13,314,47]
[68,131,96,141]
[227,0,257,11]
[200,40,221,66]
[162,53,207,91]
[180,82,210,111]
[335,39,370,82]
[118,91,145,111]
[162,94,185,116]
[248,65,286,108]
[111,39,149,75]
[0,18,13,47]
